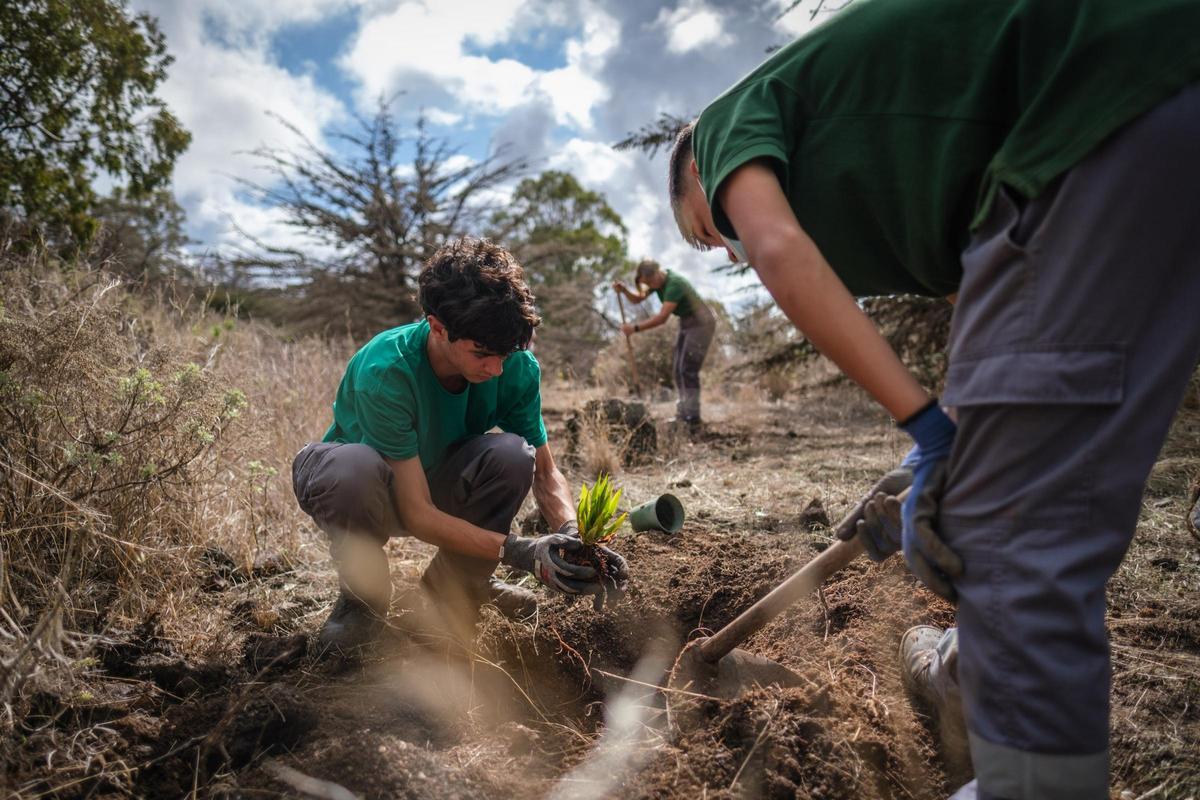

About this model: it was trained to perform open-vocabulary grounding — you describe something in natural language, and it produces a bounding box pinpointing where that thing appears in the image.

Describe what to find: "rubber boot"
[487,577,538,620]
[900,625,972,784]
[317,534,391,658]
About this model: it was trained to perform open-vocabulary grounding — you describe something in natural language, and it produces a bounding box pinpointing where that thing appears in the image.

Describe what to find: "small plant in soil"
[569,473,628,579]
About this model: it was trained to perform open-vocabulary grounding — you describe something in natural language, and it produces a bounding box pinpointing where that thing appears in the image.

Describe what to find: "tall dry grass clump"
[0,244,352,787]
[575,409,623,479]
[0,254,242,702]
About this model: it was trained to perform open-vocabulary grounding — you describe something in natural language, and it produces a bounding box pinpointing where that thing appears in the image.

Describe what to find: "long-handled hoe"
[666,485,911,726]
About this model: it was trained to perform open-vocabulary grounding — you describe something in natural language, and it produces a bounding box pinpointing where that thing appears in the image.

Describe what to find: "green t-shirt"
[653,270,704,318]
[694,0,1200,298]
[322,321,548,471]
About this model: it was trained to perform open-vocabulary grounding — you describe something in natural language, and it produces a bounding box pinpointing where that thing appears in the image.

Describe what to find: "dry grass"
[0,249,351,796]
[574,408,623,480]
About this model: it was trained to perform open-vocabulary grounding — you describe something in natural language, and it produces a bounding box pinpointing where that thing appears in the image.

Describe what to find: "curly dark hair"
[418,237,541,355]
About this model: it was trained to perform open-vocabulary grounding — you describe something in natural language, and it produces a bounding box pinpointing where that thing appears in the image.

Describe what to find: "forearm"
[719,162,930,422]
[533,466,574,530]
[531,444,573,530]
[754,239,929,421]
[402,499,506,561]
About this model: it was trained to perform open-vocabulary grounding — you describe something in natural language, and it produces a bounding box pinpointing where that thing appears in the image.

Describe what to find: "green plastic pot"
[629,493,685,533]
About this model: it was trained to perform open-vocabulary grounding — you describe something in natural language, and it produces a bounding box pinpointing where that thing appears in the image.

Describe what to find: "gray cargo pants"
[674,309,715,423]
[938,83,1200,799]
[292,433,536,619]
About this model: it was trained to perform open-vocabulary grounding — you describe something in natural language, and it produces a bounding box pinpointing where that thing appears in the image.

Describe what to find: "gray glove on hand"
[835,467,914,562]
[556,522,630,611]
[500,531,597,595]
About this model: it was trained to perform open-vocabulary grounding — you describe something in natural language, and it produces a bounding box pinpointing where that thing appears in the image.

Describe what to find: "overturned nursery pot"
[630,494,685,533]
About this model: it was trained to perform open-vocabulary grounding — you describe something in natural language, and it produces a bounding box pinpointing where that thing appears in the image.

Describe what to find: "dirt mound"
[566,398,658,467]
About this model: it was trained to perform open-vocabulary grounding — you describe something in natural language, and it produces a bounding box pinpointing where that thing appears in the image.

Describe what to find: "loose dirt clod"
[798,497,831,531]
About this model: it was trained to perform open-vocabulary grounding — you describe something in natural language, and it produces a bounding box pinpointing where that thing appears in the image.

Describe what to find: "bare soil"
[15,383,1199,799]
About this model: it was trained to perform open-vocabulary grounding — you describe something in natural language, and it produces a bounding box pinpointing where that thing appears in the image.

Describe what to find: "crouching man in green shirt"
[293,237,629,655]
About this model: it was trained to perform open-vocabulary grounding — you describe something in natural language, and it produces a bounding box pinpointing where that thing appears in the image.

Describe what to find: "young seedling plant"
[567,473,627,580]
[577,473,628,546]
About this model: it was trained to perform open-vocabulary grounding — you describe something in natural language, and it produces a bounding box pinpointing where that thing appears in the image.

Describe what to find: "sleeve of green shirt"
[695,77,797,237]
[352,383,420,461]
[496,352,548,449]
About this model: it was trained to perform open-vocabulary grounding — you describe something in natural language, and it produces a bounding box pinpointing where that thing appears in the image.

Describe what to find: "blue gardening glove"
[899,401,964,600]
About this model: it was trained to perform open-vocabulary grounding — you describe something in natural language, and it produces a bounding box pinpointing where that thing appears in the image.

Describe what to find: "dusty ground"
[14,381,1200,799]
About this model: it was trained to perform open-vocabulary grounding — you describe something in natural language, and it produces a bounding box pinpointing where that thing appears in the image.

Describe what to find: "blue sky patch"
[271,7,361,100]
[463,27,574,72]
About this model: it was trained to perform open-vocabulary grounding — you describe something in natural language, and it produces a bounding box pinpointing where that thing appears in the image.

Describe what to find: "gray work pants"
[674,310,715,422]
[938,83,1200,799]
[292,433,536,616]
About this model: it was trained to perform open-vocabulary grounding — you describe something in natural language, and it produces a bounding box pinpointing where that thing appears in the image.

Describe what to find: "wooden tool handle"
[615,292,641,397]
[698,537,864,663]
[699,485,911,664]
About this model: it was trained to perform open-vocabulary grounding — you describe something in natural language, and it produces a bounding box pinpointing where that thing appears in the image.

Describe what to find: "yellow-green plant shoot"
[576,473,628,546]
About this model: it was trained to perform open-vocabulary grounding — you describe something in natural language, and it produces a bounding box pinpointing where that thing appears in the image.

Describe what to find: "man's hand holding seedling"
[557,519,629,610]
[500,531,605,597]
[501,474,630,610]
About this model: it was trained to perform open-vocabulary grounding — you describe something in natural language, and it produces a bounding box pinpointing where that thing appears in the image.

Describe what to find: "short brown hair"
[668,121,710,249]
[667,121,696,208]
[635,258,662,289]
[418,237,540,355]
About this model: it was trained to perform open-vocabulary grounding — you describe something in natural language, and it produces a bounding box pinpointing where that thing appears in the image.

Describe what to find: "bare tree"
[227,97,527,338]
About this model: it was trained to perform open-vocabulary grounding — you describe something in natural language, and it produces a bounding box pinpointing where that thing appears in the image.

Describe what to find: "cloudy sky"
[130,0,834,300]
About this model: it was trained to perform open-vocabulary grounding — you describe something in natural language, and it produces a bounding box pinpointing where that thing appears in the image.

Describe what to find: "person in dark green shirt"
[667,1,1200,797]
[613,259,716,427]
[293,237,628,655]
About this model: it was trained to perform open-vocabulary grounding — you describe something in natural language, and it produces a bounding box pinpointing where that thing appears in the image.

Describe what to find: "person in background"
[613,258,716,430]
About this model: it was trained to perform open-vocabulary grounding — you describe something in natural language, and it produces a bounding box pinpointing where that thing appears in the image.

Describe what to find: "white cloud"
[342,0,615,130]
[548,137,636,185]
[130,0,347,252]
[424,107,465,127]
[654,0,733,55]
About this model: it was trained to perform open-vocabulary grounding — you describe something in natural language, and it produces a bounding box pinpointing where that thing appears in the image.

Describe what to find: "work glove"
[555,521,630,611]
[500,531,597,595]
[899,400,964,601]
[855,491,906,562]
[834,448,916,561]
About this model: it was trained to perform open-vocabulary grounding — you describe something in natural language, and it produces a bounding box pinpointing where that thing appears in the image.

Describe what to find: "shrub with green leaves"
[576,473,628,546]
